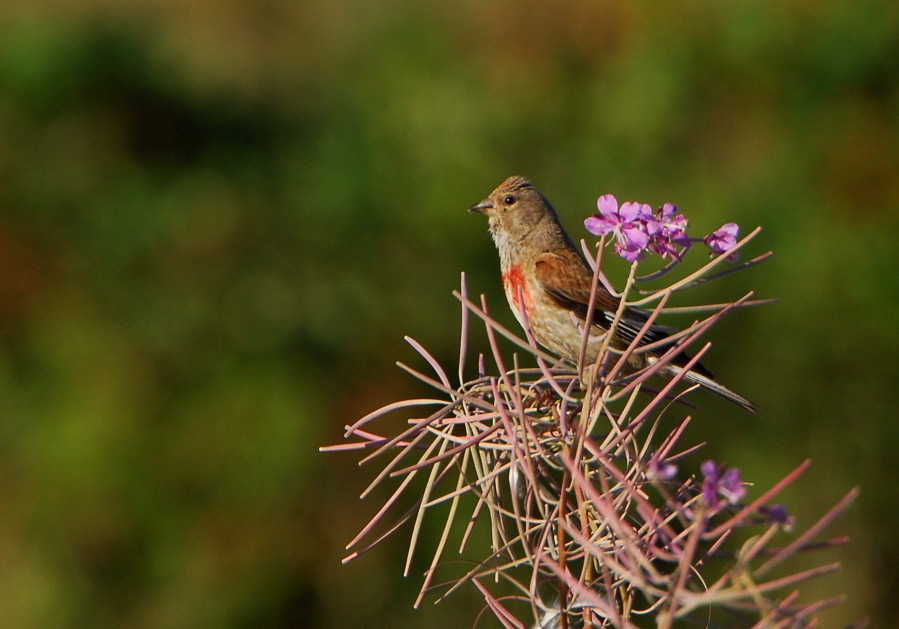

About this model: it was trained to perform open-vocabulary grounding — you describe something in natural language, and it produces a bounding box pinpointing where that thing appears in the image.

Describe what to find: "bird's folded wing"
[533,251,671,347]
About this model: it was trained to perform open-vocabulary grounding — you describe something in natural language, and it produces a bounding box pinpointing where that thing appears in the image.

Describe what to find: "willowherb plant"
[323,196,860,628]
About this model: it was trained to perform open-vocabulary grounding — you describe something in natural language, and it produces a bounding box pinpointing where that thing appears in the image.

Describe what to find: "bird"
[469,175,758,414]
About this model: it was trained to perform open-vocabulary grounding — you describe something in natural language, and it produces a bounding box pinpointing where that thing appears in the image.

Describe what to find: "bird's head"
[469,176,570,256]
[469,176,550,239]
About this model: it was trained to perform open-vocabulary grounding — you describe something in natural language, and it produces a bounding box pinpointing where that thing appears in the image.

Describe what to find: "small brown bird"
[470,176,757,413]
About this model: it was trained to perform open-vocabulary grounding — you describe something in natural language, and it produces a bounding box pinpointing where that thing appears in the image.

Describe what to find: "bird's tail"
[662,364,759,414]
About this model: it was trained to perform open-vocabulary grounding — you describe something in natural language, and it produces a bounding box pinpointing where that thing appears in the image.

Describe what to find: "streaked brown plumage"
[470,176,757,413]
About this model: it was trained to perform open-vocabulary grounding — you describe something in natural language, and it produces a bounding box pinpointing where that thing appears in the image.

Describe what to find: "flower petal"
[596,194,619,218]
[584,215,617,236]
[619,201,651,222]
[705,222,740,254]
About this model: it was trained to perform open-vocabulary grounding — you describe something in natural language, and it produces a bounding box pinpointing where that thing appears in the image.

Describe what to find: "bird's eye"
[503,194,516,206]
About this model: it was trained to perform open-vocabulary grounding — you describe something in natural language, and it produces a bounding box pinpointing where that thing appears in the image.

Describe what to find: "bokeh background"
[0,0,896,627]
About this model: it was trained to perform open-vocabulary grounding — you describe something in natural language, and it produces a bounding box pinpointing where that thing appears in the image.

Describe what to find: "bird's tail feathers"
[663,364,759,414]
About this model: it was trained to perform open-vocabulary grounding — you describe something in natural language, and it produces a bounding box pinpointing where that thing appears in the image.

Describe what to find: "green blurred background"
[0,0,895,626]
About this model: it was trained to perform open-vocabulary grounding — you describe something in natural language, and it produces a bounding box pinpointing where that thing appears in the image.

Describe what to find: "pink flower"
[704,223,740,258]
[701,460,746,510]
[584,195,652,262]
[646,203,689,260]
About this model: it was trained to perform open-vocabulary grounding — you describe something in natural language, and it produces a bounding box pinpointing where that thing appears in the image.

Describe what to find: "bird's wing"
[533,251,714,378]
[533,251,670,346]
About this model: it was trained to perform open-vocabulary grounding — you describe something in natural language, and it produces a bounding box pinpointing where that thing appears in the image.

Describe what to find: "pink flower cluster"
[584,194,740,262]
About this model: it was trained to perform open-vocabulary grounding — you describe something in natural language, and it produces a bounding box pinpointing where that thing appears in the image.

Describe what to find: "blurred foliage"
[0,0,895,626]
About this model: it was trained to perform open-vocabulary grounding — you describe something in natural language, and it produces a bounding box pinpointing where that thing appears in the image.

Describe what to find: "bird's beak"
[469,199,494,215]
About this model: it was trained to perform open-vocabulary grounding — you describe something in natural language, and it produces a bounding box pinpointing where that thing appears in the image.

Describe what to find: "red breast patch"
[501,264,530,314]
